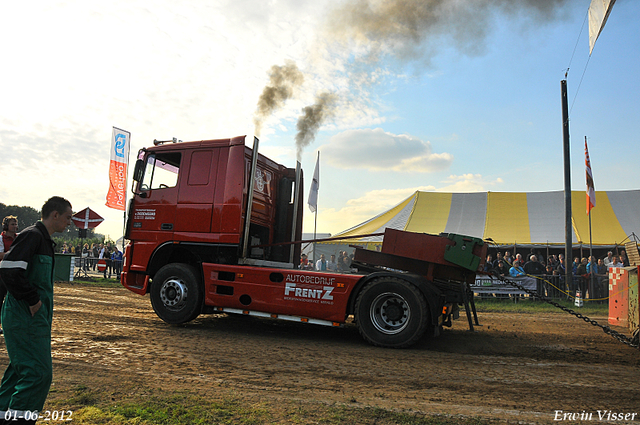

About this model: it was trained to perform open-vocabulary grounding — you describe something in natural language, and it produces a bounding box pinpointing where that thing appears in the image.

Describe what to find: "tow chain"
[496,275,639,349]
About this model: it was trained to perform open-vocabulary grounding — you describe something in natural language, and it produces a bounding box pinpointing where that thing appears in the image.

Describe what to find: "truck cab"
[121,136,303,295]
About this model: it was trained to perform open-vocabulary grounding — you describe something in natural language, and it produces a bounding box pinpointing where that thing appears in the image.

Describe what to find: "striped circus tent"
[331,190,640,248]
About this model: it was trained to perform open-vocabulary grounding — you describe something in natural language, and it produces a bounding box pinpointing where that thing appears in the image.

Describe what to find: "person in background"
[484,254,493,272]
[0,216,18,261]
[327,254,338,272]
[586,256,597,274]
[545,264,555,281]
[556,254,568,291]
[594,258,609,300]
[576,257,589,297]
[620,250,630,267]
[89,243,97,271]
[523,255,545,275]
[102,244,112,278]
[111,247,123,278]
[545,264,558,298]
[337,251,347,272]
[495,260,509,277]
[299,253,312,270]
[315,254,328,271]
[610,255,623,269]
[492,252,503,268]
[585,255,598,299]
[0,216,19,336]
[509,260,525,277]
[345,252,354,271]
[0,196,73,424]
[596,258,607,274]
[82,243,90,271]
[514,253,524,267]
[94,243,102,271]
[572,257,580,276]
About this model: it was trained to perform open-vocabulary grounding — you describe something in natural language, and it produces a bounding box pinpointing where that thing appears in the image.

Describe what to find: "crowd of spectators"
[483,248,632,300]
[299,246,635,298]
[299,251,354,273]
[60,241,123,278]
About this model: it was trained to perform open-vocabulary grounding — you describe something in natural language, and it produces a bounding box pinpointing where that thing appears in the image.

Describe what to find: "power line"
[566,8,591,115]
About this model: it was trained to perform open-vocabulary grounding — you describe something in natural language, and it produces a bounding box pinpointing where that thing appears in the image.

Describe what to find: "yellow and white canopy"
[332,190,640,248]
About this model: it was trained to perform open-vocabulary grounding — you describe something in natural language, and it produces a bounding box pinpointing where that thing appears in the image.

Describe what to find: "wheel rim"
[159,278,188,311]
[369,292,410,334]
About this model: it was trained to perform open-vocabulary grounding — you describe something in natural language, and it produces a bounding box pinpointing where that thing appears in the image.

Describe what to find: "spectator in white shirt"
[316,254,328,271]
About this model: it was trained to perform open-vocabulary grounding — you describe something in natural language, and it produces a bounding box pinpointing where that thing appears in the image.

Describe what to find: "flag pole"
[589,206,594,297]
[122,134,131,251]
[313,205,318,265]
[587,141,593,271]
[585,136,596,298]
[561,79,573,290]
[313,151,319,264]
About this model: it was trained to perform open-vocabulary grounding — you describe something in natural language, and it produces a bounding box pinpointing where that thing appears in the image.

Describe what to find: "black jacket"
[0,221,55,306]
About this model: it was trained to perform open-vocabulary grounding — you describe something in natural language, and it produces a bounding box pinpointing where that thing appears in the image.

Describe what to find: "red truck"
[121,135,487,348]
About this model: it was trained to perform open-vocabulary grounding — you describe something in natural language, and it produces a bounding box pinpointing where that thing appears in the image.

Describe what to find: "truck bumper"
[121,270,150,295]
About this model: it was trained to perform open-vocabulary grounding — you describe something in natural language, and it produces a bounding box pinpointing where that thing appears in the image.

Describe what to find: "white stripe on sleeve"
[0,260,28,270]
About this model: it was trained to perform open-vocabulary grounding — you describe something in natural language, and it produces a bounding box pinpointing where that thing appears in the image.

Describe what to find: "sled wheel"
[150,263,202,324]
[355,277,429,348]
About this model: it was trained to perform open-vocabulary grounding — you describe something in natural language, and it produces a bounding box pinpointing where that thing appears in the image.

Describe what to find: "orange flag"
[106,127,131,211]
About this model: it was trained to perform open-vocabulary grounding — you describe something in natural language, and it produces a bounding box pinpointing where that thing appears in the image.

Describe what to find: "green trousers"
[0,294,52,412]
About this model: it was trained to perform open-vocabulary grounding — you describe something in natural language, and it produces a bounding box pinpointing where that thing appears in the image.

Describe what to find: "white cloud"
[313,186,434,234]
[321,128,453,172]
[437,174,504,192]
[309,174,504,234]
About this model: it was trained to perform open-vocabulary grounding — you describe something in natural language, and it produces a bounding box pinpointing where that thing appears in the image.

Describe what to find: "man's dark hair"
[41,196,72,219]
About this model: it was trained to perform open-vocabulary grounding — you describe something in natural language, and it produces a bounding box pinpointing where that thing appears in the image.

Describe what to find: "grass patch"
[47,386,498,425]
[58,278,122,288]
[473,297,608,315]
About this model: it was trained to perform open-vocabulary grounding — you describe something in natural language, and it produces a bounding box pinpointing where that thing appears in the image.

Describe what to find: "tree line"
[0,202,107,243]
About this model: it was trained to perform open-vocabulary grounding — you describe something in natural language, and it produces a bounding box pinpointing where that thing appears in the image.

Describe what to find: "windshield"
[140,152,181,190]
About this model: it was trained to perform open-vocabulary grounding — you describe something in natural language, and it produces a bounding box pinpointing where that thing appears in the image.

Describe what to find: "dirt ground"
[2,282,639,424]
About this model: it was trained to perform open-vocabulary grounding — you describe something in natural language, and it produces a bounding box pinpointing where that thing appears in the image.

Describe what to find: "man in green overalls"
[0,197,72,424]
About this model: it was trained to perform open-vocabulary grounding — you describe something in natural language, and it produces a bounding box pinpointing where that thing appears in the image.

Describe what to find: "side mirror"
[133,159,144,183]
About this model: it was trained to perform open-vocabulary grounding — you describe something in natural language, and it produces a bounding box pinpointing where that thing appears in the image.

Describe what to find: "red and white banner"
[106,127,131,211]
[585,138,596,215]
[72,207,104,229]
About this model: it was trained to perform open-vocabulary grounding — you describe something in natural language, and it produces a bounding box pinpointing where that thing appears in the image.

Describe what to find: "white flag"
[589,0,616,55]
[308,153,319,213]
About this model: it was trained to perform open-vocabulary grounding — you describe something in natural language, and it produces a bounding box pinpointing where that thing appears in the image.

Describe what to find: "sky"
[1,0,638,240]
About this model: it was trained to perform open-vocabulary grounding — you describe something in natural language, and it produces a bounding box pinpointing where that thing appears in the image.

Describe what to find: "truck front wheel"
[150,263,202,324]
[355,277,429,348]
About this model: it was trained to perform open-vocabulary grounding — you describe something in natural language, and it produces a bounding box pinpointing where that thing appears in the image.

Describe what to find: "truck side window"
[140,152,181,190]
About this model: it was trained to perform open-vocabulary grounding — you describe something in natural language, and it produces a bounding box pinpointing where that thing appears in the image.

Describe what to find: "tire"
[150,263,202,324]
[355,277,429,348]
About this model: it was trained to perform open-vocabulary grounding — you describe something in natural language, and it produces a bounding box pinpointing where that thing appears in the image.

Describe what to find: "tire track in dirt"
[2,283,637,423]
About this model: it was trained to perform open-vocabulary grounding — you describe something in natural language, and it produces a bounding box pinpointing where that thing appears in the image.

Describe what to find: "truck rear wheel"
[150,264,202,324]
[355,277,429,348]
